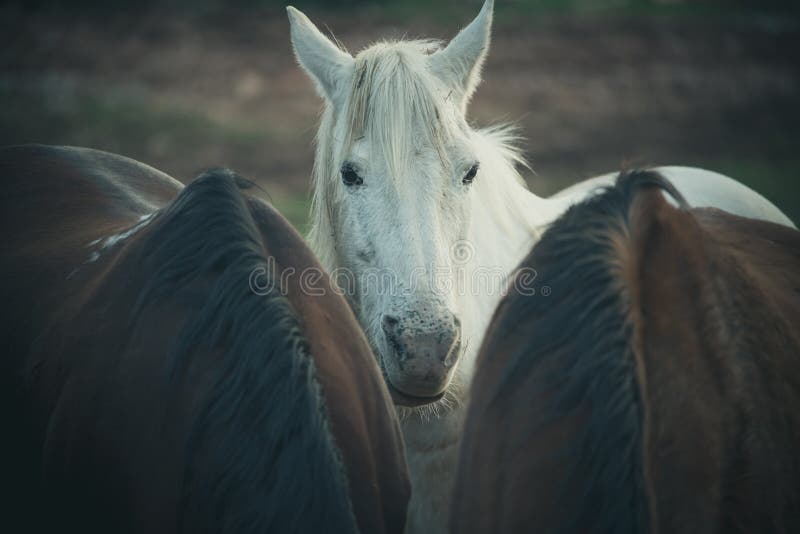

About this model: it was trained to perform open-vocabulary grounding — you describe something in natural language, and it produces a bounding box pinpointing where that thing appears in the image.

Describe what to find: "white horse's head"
[288,1,508,409]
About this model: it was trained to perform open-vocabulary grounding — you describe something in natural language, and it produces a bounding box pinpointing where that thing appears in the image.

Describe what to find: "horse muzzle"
[381,312,462,406]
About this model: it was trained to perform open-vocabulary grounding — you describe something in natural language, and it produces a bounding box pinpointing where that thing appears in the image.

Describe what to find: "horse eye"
[341,164,363,186]
[462,163,479,185]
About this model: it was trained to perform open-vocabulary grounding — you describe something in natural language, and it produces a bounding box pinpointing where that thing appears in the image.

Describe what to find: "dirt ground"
[1,3,799,227]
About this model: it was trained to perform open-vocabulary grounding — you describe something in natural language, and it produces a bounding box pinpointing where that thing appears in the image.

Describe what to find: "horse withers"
[452,170,800,533]
[0,145,410,534]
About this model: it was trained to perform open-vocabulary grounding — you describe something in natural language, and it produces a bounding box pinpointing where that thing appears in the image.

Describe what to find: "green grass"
[0,77,314,230]
[0,78,272,163]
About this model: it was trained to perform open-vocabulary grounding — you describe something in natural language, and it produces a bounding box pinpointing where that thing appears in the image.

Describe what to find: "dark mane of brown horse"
[130,169,362,533]
[0,145,409,534]
[452,170,800,534]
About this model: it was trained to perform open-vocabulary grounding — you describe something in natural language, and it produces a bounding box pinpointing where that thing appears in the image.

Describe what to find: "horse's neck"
[456,158,569,380]
[465,128,572,269]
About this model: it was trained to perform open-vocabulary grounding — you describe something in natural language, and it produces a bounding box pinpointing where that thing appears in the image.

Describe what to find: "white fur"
[286,6,354,105]
[286,2,795,532]
[68,213,157,280]
[428,0,493,109]
[97,213,155,250]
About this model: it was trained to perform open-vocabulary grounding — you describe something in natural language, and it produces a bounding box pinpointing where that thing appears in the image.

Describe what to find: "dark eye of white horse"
[463,163,479,185]
[341,163,363,186]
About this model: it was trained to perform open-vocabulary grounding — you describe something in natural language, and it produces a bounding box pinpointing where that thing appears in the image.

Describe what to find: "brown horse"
[0,145,409,534]
[451,170,800,534]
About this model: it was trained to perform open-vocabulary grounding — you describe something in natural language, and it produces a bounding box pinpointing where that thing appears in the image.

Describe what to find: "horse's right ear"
[286,6,354,105]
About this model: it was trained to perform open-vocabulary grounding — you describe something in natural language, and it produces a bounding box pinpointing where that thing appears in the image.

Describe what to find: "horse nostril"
[442,323,462,367]
[382,314,400,334]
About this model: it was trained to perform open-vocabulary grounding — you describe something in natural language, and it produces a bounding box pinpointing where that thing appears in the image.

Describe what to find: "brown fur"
[0,144,410,533]
[634,195,800,533]
[453,170,800,534]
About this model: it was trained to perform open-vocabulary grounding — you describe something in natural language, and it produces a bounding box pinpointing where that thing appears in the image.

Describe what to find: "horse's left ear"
[287,6,354,105]
[428,0,493,109]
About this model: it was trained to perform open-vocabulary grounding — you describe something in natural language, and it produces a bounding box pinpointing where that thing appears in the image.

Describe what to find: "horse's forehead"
[350,45,450,115]
[350,133,451,178]
[354,40,439,68]
[347,91,464,157]
[341,44,472,174]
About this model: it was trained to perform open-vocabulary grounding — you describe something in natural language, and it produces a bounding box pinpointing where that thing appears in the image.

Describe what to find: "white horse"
[286,1,795,532]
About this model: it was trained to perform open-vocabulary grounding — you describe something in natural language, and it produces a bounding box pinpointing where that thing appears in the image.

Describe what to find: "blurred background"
[1,0,798,230]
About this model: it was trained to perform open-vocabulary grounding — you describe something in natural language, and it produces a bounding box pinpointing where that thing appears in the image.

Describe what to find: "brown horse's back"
[0,144,180,253]
[693,207,800,324]
[0,144,182,366]
[636,199,800,533]
[0,145,183,530]
[453,170,800,534]
[0,146,409,533]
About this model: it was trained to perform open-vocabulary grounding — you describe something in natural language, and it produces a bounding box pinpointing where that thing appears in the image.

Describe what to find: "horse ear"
[428,0,493,108]
[286,6,354,104]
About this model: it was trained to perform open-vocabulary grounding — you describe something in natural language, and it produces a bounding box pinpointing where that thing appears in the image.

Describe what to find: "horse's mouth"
[386,380,446,407]
[376,347,452,407]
